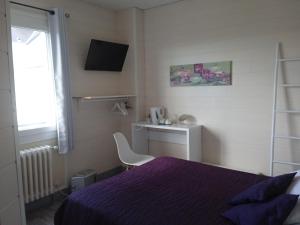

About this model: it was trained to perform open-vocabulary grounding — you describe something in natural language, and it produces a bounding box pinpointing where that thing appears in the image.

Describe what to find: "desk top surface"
[132,121,201,131]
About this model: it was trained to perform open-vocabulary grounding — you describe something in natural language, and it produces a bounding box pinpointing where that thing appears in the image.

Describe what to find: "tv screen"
[85,39,129,71]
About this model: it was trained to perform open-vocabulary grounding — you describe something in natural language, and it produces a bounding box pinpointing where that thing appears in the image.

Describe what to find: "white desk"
[132,122,202,162]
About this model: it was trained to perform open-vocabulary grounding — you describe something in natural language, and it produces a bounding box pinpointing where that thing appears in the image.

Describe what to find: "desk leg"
[132,125,149,155]
[188,126,202,162]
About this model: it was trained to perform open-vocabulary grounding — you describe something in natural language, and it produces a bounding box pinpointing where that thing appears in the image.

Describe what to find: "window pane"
[11,27,56,130]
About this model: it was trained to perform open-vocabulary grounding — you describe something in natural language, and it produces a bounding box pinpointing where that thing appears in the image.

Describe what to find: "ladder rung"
[279,58,300,62]
[280,84,300,87]
[273,161,300,166]
[275,135,300,140]
[276,110,300,114]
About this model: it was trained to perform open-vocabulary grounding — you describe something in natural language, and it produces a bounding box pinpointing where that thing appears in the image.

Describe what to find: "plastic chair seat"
[113,132,155,166]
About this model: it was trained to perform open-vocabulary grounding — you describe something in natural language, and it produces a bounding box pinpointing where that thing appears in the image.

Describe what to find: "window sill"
[18,126,57,145]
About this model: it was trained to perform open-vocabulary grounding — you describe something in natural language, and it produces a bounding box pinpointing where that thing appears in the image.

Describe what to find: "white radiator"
[20,146,54,204]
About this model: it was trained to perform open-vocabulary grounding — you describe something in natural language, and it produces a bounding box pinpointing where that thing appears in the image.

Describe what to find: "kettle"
[150,107,165,124]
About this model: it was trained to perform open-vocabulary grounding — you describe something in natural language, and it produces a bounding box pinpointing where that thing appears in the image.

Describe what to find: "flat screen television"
[85,39,129,71]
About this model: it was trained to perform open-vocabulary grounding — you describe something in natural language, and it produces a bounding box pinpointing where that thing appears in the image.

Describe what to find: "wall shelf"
[280,84,300,87]
[276,110,300,114]
[72,94,136,102]
[278,58,300,62]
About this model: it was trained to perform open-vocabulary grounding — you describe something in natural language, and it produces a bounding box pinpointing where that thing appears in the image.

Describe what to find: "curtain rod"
[9,1,55,15]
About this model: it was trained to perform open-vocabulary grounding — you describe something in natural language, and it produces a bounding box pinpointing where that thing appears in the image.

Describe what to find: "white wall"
[10,0,300,188]
[144,0,300,174]
[11,0,130,188]
[63,0,122,177]
[117,8,145,142]
[0,0,24,223]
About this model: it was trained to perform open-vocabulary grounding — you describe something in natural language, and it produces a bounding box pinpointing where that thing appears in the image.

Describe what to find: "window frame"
[10,7,57,144]
[18,126,57,145]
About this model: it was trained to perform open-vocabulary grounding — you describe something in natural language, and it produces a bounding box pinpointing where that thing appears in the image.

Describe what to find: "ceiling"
[84,0,183,10]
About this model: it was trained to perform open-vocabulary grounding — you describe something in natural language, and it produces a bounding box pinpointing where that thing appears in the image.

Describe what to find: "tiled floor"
[25,169,123,225]
[26,198,64,225]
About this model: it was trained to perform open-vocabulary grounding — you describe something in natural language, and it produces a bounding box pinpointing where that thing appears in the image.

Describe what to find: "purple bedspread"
[55,157,267,225]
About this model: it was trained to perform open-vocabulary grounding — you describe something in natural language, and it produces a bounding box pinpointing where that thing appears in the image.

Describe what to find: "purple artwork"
[170,61,232,86]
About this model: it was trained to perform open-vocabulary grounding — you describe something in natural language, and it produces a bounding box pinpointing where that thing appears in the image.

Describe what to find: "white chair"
[113,132,155,167]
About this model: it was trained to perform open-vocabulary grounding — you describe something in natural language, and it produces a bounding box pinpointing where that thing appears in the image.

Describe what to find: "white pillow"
[285,171,300,224]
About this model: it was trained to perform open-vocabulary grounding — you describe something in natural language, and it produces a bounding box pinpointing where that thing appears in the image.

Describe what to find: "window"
[11,7,57,143]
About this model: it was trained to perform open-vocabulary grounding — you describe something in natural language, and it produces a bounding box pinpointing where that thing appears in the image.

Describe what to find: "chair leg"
[123,164,135,171]
[121,164,130,171]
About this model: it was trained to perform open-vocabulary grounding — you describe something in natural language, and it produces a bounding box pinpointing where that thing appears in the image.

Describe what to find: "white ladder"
[270,42,300,176]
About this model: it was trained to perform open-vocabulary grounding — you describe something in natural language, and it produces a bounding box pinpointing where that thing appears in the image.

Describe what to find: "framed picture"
[170,61,232,87]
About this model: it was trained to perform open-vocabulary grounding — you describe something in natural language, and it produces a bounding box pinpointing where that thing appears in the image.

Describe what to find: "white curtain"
[48,9,73,154]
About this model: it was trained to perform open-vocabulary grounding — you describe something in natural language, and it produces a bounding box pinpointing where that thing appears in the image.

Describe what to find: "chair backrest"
[113,132,137,164]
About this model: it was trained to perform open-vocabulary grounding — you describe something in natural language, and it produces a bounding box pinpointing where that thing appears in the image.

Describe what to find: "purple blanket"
[55,157,267,225]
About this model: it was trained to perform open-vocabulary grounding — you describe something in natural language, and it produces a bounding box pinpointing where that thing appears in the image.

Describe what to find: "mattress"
[55,157,267,225]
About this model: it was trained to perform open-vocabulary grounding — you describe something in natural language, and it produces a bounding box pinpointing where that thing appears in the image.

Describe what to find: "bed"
[55,157,267,225]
